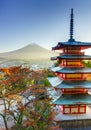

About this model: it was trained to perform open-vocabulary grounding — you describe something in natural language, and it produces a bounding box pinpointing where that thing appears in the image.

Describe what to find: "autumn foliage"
[0,66,60,130]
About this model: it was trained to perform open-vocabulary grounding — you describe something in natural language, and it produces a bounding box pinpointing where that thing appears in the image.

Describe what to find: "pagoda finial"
[69,8,75,42]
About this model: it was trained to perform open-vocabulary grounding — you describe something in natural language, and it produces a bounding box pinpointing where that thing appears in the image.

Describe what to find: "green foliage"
[82,60,91,68]
[45,69,55,77]
[54,60,61,67]
[44,79,51,86]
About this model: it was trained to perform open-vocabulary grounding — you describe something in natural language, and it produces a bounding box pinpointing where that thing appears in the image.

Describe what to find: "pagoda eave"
[51,56,57,60]
[54,94,91,105]
[57,71,91,74]
[52,41,91,50]
[56,67,91,74]
[48,77,91,89]
[57,55,91,60]
[47,77,62,87]
[57,80,91,89]
[51,55,91,60]
[50,66,63,72]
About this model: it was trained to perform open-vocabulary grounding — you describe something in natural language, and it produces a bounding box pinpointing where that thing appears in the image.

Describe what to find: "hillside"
[0,43,58,67]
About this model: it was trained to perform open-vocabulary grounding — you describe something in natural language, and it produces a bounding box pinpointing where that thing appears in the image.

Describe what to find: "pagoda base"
[58,119,91,130]
[55,105,91,129]
[55,105,91,121]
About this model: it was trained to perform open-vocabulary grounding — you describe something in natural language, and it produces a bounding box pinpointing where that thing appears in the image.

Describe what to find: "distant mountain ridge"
[0,43,57,60]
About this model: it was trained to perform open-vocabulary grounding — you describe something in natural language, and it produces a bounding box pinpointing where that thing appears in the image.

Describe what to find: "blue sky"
[0,0,91,52]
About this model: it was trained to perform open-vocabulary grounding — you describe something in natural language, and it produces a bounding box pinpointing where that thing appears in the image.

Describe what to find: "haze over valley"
[0,43,57,68]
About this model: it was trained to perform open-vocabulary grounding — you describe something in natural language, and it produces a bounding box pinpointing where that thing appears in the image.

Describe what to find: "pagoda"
[48,9,91,128]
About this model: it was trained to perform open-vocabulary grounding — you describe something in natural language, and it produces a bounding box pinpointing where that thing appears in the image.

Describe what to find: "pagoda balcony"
[60,52,84,55]
[60,88,88,94]
[60,59,84,68]
[58,76,86,81]
[57,73,88,80]
[60,64,84,68]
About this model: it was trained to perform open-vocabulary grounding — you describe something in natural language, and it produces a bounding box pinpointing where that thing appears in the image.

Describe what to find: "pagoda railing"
[60,52,84,55]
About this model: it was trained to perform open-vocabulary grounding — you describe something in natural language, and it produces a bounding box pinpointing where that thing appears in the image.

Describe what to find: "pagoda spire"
[69,8,75,42]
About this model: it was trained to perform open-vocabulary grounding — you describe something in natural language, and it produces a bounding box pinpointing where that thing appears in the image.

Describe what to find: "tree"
[0,66,60,130]
[0,66,31,130]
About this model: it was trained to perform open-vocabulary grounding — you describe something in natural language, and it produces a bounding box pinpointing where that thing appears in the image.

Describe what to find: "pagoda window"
[68,46,80,50]
[79,107,85,113]
[67,61,81,66]
[64,108,70,114]
[68,47,80,49]
[63,105,70,114]
[71,106,78,113]
[67,47,81,54]
[78,104,86,113]
[66,74,82,79]
[66,60,83,67]
[63,105,86,114]
[67,50,81,54]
